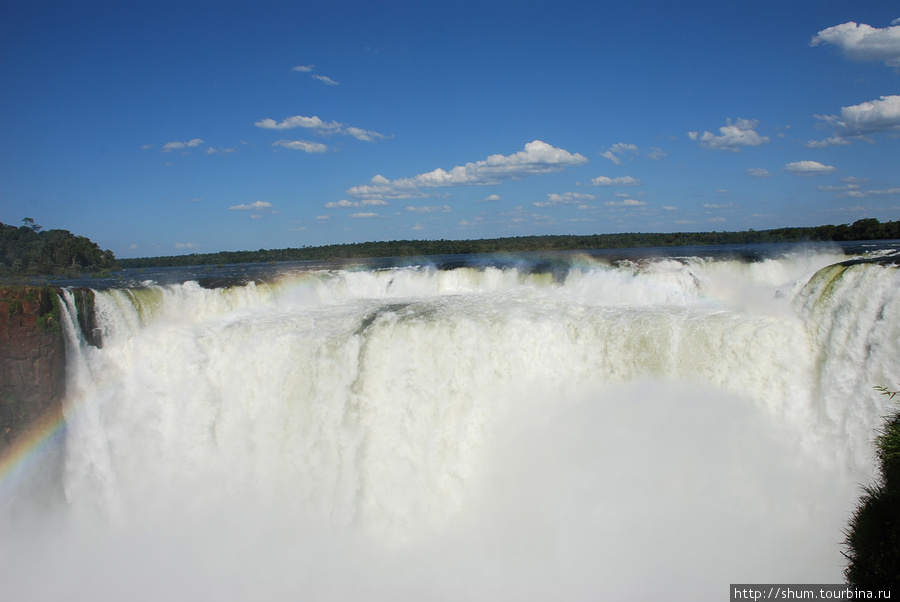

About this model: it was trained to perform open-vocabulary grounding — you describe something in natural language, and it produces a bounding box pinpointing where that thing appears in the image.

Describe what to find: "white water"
[5,250,900,600]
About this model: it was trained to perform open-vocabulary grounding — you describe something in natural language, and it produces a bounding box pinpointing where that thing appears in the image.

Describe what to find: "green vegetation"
[844,386,900,588]
[120,218,900,269]
[0,285,63,333]
[37,287,62,335]
[4,216,898,274]
[0,218,117,277]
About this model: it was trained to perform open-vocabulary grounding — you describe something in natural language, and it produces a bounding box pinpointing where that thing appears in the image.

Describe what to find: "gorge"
[1,243,899,600]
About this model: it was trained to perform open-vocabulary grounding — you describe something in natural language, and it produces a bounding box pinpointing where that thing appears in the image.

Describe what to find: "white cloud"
[349,212,380,218]
[344,127,386,142]
[535,192,596,207]
[206,146,236,155]
[784,160,837,176]
[591,175,640,186]
[325,199,357,208]
[604,199,648,207]
[347,140,588,199]
[273,139,329,153]
[859,187,900,196]
[814,95,900,139]
[646,147,667,160]
[811,21,900,69]
[257,115,341,131]
[599,142,638,164]
[818,182,900,198]
[292,65,315,72]
[175,242,198,249]
[481,194,501,202]
[256,114,386,142]
[817,183,861,192]
[747,168,773,178]
[688,118,769,151]
[405,205,451,213]
[162,138,203,152]
[229,200,275,211]
[805,136,852,148]
[312,74,339,85]
[325,199,387,208]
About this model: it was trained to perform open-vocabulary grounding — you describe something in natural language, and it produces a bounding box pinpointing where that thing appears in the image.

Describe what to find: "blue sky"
[1,1,899,258]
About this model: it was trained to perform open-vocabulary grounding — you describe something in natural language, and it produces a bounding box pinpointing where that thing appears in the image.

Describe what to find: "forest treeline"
[120,217,900,269]
[3,217,898,274]
[0,219,117,277]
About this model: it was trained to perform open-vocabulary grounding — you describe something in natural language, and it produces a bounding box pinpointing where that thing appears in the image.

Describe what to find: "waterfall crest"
[8,249,900,600]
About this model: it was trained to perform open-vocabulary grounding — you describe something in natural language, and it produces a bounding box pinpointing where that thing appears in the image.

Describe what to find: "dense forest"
[120,218,900,269]
[0,219,117,277]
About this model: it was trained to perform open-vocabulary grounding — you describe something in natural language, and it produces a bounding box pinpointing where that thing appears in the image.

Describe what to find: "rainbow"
[0,406,68,502]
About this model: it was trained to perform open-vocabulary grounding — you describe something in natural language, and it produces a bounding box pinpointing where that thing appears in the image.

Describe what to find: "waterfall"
[5,249,900,600]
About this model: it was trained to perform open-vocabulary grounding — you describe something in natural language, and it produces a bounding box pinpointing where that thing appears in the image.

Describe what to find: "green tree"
[844,387,900,588]
[0,220,117,276]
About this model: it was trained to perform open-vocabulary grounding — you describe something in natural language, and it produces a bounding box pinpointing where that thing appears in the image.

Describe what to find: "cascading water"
[3,248,900,600]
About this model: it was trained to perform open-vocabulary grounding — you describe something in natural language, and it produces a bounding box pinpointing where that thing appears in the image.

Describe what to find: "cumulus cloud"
[273,139,329,153]
[349,212,380,219]
[325,199,388,208]
[784,160,837,176]
[292,65,315,72]
[747,168,773,178]
[325,200,357,208]
[256,114,386,142]
[811,21,900,69]
[481,194,502,202]
[162,138,204,152]
[811,95,900,145]
[604,199,648,207]
[175,242,198,249]
[599,143,638,165]
[688,118,769,151]
[805,136,852,149]
[229,200,276,211]
[347,140,588,199]
[534,192,596,207]
[591,175,640,186]
[257,115,341,131]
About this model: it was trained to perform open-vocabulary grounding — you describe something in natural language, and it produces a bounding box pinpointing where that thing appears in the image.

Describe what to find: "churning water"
[3,244,900,600]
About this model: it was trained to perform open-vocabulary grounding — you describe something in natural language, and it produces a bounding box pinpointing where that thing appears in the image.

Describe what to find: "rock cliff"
[0,287,66,455]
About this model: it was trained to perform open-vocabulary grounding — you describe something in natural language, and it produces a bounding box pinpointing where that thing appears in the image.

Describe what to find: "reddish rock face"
[0,287,66,453]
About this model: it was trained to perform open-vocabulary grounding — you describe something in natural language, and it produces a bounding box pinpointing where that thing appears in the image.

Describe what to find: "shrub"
[844,387,900,588]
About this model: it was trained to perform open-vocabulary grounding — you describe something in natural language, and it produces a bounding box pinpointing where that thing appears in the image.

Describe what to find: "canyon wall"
[0,287,66,454]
